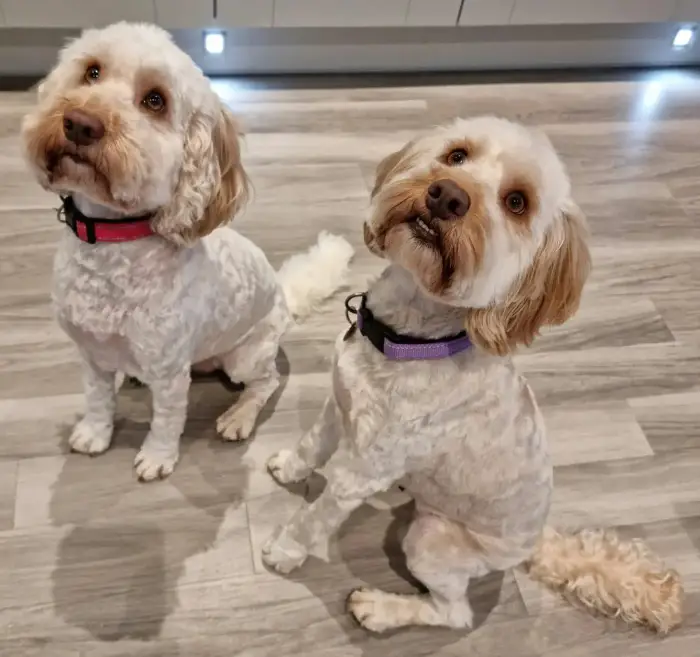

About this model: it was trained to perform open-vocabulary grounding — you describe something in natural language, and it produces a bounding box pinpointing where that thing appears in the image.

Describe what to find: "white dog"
[21,22,353,481]
[262,117,683,633]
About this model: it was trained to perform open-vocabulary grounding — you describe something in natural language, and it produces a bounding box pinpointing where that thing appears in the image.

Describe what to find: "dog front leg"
[68,355,117,455]
[267,396,341,484]
[262,447,401,574]
[134,368,191,482]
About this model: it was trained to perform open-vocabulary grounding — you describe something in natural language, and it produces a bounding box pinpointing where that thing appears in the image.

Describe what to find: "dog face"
[366,116,590,354]
[22,22,248,243]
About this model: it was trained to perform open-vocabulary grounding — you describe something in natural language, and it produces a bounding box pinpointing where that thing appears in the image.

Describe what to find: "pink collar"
[58,196,155,244]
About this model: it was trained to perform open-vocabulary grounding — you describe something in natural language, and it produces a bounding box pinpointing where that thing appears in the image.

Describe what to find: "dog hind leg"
[348,513,495,633]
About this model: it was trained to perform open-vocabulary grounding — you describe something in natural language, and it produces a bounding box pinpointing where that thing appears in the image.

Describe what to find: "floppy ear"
[33,69,61,104]
[362,221,384,257]
[465,201,591,356]
[152,105,249,245]
[33,77,47,99]
[364,140,416,256]
[371,140,415,198]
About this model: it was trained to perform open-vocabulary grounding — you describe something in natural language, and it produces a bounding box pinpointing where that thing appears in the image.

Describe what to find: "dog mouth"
[407,214,440,246]
[43,147,119,207]
[45,149,111,194]
[47,150,94,173]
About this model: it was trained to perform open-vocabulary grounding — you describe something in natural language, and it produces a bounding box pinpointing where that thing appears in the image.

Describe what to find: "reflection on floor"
[1,70,699,656]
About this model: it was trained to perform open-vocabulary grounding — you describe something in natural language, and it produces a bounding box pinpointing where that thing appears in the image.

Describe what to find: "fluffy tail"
[528,526,683,633]
[277,231,354,321]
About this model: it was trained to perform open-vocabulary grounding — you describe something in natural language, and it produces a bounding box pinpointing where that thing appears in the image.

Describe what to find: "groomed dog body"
[262,117,683,633]
[21,23,353,481]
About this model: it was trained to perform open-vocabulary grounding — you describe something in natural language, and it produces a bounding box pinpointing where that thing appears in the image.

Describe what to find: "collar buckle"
[57,197,97,243]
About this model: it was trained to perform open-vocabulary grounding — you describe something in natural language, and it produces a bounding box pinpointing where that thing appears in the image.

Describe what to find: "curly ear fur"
[465,202,591,356]
[152,105,249,245]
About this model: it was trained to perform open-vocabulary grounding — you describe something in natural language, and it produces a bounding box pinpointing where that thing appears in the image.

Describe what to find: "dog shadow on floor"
[50,350,290,646]
[279,486,514,657]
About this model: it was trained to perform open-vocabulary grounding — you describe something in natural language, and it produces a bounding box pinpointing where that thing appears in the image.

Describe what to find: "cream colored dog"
[21,23,353,481]
[262,117,683,634]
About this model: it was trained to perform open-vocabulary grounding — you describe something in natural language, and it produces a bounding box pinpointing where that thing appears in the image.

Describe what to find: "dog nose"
[63,110,105,146]
[426,179,470,219]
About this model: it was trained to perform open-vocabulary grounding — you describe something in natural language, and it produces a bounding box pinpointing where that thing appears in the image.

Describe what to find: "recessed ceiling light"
[204,31,225,55]
[673,26,695,49]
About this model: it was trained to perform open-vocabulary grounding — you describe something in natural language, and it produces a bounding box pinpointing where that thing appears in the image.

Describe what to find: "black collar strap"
[344,293,471,361]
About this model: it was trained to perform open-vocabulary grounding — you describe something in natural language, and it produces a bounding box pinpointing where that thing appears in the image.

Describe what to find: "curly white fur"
[278,231,355,319]
[21,22,354,481]
[262,116,683,634]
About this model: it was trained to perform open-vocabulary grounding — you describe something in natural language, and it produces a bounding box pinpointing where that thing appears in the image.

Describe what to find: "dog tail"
[527,525,683,633]
[277,231,354,321]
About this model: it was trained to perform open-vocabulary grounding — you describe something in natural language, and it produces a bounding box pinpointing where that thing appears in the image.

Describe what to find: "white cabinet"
[217,0,274,27]
[0,0,694,32]
[458,0,516,26]
[154,0,214,29]
[406,0,462,26]
[510,0,676,25]
[674,0,700,21]
[273,0,410,27]
[0,0,156,28]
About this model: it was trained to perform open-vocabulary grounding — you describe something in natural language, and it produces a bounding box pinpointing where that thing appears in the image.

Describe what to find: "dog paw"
[347,589,402,633]
[134,447,179,482]
[216,403,258,442]
[347,588,473,632]
[267,450,312,485]
[68,419,113,455]
[261,528,309,574]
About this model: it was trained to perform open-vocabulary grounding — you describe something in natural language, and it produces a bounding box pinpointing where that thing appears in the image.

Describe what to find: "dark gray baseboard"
[0,23,698,78]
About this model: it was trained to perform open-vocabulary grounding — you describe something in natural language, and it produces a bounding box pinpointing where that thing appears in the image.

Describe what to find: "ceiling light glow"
[204,31,225,55]
[673,27,695,49]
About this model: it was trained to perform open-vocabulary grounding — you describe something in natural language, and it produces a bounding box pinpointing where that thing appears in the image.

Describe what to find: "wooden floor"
[1,70,700,656]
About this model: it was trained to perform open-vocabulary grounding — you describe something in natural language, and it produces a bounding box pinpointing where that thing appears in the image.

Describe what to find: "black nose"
[426,179,470,219]
[63,109,105,146]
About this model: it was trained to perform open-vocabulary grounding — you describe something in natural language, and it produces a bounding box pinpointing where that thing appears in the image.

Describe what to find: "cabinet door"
[510,0,676,25]
[217,0,274,26]
[406,0,462,26]
[458,0,515,26]
[273,0,410,27]
[1,0,156,28]
[154,0,215,29]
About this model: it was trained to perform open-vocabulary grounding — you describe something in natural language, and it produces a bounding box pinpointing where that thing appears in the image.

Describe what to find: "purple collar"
[344,293,471,361]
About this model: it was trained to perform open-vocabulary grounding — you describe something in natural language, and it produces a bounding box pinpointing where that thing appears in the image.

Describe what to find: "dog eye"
[505,192,527,215]
[142,90,166,113]
[446,149,468,166]
[84,64,101,83]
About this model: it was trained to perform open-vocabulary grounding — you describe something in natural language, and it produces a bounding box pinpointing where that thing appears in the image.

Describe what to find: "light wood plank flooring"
[1,70,700,656]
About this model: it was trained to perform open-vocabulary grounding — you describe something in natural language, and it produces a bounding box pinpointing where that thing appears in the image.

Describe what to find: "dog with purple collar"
[261,116,683,635]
